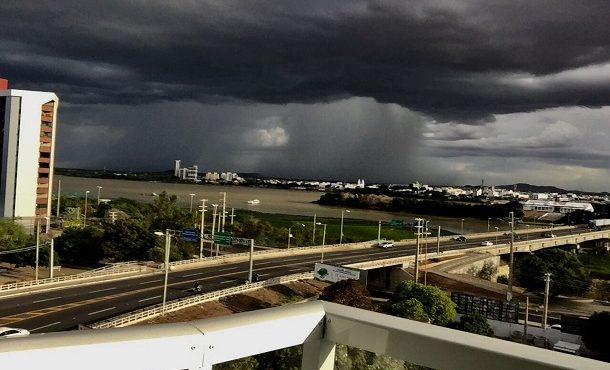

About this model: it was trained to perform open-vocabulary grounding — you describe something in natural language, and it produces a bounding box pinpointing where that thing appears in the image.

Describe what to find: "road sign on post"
[214,231,231,245]
[181,229,199,242]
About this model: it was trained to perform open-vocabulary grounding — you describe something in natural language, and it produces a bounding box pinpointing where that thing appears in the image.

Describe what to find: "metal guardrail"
[1,300,605,370]
[90,272,315,329]
[0,262,146,293]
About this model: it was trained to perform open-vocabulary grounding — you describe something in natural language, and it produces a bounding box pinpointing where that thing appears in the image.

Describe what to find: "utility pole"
[414,218,423,283]
[220,192,227,232]
[199,199,207,259]
[507,211,515,301]
[211,204,218,256]
[56,179,61,219]
[49,239,55,279]
[377,220,381,244]
[312,214,316,244]
[287,227,292,249]
[542,273,552,330]
[230,208,235,225]
[35,219,40,281]
[523,296,530,344]
[248,239,254,283]
[437,225,441,254]
[424,220,429,285]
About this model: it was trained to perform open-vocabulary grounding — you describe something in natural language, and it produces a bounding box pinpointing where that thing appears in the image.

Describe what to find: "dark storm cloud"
[2,0,610,121]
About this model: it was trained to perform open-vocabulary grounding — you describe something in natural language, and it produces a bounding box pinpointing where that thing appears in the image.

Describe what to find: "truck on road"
[590,219,610,228]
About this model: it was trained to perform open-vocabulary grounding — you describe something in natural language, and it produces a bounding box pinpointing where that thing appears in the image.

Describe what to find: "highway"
[0,228,581,333]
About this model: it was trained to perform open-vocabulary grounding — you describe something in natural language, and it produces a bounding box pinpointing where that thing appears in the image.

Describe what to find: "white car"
[378,241,394,248]
[480,241,494,246]
[0,327,29,338]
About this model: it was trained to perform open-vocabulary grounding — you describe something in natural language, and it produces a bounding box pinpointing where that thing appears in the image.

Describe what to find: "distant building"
[522,200,594,214]
[0,80,59,223]
[173,160,199,182]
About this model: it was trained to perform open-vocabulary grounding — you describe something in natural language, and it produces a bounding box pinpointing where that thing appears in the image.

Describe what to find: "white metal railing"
[0,262,146,293]
[90,272,314,328]
[0,301,606,370]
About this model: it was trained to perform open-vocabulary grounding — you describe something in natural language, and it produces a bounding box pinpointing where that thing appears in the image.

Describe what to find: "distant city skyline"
[2,2,610,191]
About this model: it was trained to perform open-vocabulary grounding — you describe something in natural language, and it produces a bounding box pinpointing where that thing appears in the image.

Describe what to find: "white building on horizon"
[0,79,59,224]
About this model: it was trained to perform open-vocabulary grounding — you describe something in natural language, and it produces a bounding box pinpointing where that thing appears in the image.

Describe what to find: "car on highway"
[378,241,394,248]
[0,327,29,338]
[480,241,494,246]
[451,235,466,242]
[541,232,557,238]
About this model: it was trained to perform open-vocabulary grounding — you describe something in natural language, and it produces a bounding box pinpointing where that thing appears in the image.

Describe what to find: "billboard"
[314,263,360,283]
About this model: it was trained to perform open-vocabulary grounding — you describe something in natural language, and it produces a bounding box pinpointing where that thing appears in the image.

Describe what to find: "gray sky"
[2,1,610,191]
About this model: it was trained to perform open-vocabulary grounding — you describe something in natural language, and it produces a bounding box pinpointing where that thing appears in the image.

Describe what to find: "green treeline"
[317,192,524,220]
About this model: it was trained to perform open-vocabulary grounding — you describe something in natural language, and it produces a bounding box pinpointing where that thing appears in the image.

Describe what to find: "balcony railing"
[0,301,604,370]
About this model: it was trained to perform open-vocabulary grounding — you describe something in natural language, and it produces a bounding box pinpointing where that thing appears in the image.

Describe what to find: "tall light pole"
[199,199,207,259]
[377,220,382,244]
[495,227,499,244]
[340,209,350,244]
[219,192,227,231]
[35,219,40,281]
[316,222,327,262]
[154,230,174,313]
[287,227,292,249]
[414,218,423,283]
[230,208,235,225]
[507,211,515,301]
[96,186,103,205]
[312,214,317,244]
[83,190,90,227]
[56,179,61,218]
[461,218,464,235]
[211,204,218,256]
[189,193,195,213]
[49,238,55,279]
[542,273,552,329]
[487,218,490,233]
[526,225,530,240]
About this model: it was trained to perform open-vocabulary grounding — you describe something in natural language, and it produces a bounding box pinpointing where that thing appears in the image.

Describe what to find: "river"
[56,176,513,234]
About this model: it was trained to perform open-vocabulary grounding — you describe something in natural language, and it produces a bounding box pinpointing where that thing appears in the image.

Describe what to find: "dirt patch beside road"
[138,279,329,325]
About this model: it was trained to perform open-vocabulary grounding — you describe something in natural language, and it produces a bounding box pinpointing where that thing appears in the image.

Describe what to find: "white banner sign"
[314,263,360,283]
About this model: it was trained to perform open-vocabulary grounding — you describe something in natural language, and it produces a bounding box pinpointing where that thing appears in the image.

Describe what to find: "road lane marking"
[182,272,205,277]
[89,287,116,294]
[138,295,162,303]
[216,267,240,272]
[88,307,116,316]
[33,296,61,303]
[139,279,163,285]
[30,321,62,332]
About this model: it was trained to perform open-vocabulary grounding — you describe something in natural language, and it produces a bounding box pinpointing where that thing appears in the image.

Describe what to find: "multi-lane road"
[0,228,580,333]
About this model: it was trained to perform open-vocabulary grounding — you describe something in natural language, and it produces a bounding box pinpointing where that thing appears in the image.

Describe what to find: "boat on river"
[247,199,260,205]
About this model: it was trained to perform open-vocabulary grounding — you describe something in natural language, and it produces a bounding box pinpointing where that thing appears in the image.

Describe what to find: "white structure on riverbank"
[0,80,58,223]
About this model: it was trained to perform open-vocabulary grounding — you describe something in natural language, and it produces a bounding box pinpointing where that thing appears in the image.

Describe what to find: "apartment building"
[0,79,58,223]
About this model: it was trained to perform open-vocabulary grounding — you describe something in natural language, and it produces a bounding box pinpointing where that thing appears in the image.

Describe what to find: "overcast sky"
[2,1,610,191]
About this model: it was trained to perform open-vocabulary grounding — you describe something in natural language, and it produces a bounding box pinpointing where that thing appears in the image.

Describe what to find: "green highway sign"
[214,232,231,245]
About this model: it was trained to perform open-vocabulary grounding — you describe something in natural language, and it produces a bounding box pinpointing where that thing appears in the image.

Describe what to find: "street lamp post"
[154,229,175,313]
[495,227,499,244]
[35,219,40,281]
[507,212,515,301]
[189,193,196,212]
[526,225,530,240]
[312,214,317,244]
[377,220,381,244]
[211,204,218,256]
[83,190,90,227]
[199,199,207,259]
[461,218,464,235]
[97,186,103,205]
[219,192,227,231]
[316,222,327,262]
[287,227,292,249]
[487,218,490,233]
[56,179,61,218]
[340,210,350,244]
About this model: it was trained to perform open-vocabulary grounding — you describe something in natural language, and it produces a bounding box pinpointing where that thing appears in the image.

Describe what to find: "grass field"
[578,253,610,279]
[235,210,454,246]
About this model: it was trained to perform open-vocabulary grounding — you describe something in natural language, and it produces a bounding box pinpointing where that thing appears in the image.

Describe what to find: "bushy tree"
[0,219,30,251]
[386,281,456,326]
[516,249,590,297]
[148,191,192,231]
[583,311,610,357]
[54,226,104,266]
[451,313,493,336]
[101,219,156,262]
[319,279,375,310]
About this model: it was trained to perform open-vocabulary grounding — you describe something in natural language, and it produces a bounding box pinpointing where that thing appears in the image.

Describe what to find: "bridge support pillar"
[302,338,336,370]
